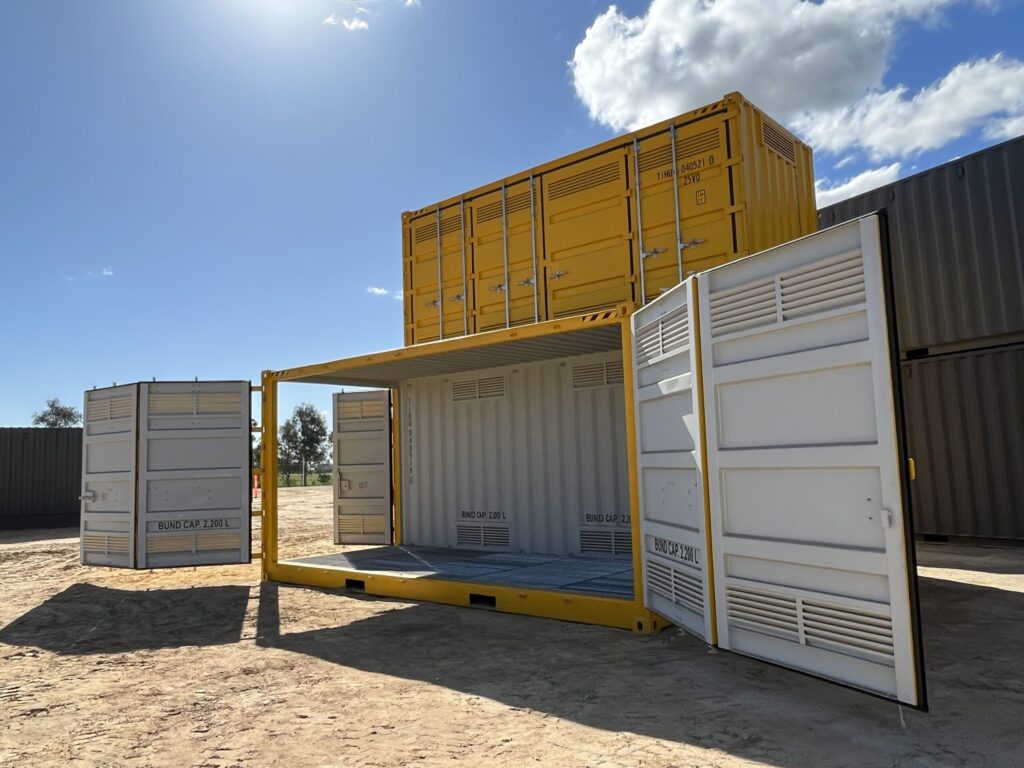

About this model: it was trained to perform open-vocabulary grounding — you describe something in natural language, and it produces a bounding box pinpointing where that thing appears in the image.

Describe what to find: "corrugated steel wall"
[901,345,1024,540]
[0,428,82,530]
[401,350,630,555]
[817,135,1024,354]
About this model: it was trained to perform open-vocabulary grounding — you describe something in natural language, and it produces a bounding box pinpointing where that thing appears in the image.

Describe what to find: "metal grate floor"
[283,546,634,598]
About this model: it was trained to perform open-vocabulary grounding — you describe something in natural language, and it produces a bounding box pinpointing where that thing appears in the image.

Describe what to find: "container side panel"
[401,350,630,557]
[333,390,393,544]
[136,381,251,568]
[818,136,1024,352]
[631,278,713,640]
[542,150,634,318]
[699,216,925,707]
[901,343,1024,539]
[80,384,138,567]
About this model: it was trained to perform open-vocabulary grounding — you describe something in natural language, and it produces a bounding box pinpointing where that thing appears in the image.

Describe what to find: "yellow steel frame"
[259,308,668,634]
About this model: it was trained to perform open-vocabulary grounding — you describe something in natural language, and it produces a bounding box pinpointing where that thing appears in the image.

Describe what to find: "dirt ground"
[1,487,1022,768]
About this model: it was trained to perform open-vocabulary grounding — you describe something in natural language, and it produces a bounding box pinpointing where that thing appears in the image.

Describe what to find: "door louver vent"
[456,524,511,549]
[476,191,532,224]
[637,129,721,173]
[780,249,866,320]
[726,586,896,666]
[579,529,632,555]
[646,559,703,615]
[86,396,134,422]
[413,220,437,243]
[148,392,242,415]
[708,277,777,336]
[338,399,387,420]
[762,119,796,163]
[708,249,867,337]
[413,215,462,243]
[548,162,620,200]
[452,376,506,401]
[337,516,387,535]
[571,360,624,389]
[81,533,130,555]
[635,305,690,366]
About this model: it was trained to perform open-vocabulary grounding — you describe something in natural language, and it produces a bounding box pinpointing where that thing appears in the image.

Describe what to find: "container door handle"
[642,247,666,259]
[451,293,465,302]
[79,491,96,502]
[490,283,507,293]
[425,299,440,308]
[551,270,567,281]
[682,238,706,250]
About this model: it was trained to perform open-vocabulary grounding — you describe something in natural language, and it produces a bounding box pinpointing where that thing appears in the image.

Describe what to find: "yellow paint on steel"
[908,457,917,481]
[267,304,630,384]
[390,387,402,546]
[403,92,817,345]
[266,561,641,631]
[619,315,660,634]
[260,371,279,578]
[689,279,718,646]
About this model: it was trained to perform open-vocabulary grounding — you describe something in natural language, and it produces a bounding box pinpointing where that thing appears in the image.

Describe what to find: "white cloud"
[323,13,339,25]
[101,267,114,277]
[342,17,369,30]
[367,286,390,296]
[405,0,420,6]
[392,291,404,301]
[984,112,1024,141]
[794,55,1024,160]
[571,0,1020,160]
[815,163,902,208]
[834,155,856,170]
[356,5,370,13]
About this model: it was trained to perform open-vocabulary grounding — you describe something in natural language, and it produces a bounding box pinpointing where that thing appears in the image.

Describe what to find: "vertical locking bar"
[670,124,684,284]
[632,137,647,306]
[529,174,539,323]
[435,208,444,340]
[460,199,468,336]
[501,183,510,328]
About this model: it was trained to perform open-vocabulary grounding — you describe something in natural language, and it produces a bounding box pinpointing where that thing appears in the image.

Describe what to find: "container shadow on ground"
[257,576,1023,768]
[0,583,250,654]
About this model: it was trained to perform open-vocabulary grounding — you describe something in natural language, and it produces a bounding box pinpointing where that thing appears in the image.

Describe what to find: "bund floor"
[284,546,635,598]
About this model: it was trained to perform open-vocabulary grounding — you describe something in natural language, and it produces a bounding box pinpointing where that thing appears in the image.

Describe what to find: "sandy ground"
[1,486,1022,768]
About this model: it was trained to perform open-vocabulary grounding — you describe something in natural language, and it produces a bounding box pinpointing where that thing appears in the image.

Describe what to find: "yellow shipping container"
[402,92,816,345]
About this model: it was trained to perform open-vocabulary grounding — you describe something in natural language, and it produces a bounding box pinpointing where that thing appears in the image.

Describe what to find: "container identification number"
[652,536,700,565]
[656,154,714,183]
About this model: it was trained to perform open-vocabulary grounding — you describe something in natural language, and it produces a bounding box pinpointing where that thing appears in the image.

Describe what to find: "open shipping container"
[258,216,926,708]
[402,92,816,345]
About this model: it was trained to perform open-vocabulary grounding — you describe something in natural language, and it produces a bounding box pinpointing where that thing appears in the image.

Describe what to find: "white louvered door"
[136,381,251,568]
[333,390,393,544]
[697,215,925,706]
[632,278,715,642]
[80,384,139,567]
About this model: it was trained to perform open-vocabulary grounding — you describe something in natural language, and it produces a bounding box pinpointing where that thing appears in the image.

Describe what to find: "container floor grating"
[282,546,634,598]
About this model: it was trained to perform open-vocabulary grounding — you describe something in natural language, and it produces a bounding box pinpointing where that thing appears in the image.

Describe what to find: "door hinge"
[908,457,916,481]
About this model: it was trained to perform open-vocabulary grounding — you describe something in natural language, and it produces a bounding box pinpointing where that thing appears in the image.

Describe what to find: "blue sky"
[2,0,1022,426]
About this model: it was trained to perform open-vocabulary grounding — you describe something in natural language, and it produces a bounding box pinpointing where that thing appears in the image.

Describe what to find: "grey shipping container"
[901,344,1024,540]
[0,428,82,530]
[818,135,1024,354]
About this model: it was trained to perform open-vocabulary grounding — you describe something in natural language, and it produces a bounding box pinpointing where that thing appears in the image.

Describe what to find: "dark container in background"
[901,344,1024,540]
[818,135,1024,356]
[0,428,82,530]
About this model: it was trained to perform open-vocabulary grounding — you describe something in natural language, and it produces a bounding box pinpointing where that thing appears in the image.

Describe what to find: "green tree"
[278,419,301,486]
[32,398,82,427]
[293,403,330,486]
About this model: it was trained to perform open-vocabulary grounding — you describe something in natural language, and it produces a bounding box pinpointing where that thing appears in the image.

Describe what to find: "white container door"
[697,215,925,707]
[632,279,714,642]
[80,384,139,567]
[136,381,252,568]
[333,390,392,544]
